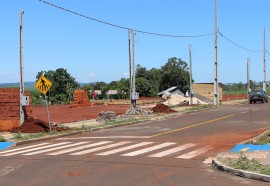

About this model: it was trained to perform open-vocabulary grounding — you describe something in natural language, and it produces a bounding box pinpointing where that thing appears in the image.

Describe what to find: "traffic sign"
[35,75,52,95]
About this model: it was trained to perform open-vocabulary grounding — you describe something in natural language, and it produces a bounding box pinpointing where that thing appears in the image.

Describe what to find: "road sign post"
[35,75,53,132]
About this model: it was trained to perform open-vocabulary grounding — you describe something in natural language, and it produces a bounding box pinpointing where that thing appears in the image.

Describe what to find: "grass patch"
[11,130,74,141]
[185,104,212,112]
[103,117,139,125]
[0,135,6,142]
[220,153,270,175]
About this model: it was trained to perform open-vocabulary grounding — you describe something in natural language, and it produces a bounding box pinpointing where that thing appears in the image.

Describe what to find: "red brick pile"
[71,90,91,108]
[0,88,20,131]
[152,103,176,113]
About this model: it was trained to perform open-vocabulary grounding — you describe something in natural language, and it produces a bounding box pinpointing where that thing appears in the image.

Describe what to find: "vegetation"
[0,135,6,142]
[24,57,191,105]
[221,154,270,175]
[185,104,212,112]
[36,68,80,105]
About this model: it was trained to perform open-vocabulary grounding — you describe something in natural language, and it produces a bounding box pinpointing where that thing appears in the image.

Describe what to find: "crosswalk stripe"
[121,142,175,157]
[0,143,49,154]
[176,146,212,159]
[22,142,89,155]
[148,143,196,158]
[47,141,112,155]
[96,142,154,156]
[70,141,132,155]
[0,142,70,156]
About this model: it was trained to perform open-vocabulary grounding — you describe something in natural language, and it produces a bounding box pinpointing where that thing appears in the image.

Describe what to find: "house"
[157,86,184,96]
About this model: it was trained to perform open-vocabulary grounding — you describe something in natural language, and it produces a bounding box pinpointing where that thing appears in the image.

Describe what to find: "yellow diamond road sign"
[35,75,52,95]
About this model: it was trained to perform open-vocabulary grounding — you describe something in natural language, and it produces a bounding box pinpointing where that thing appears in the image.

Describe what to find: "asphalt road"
[1,103,270,186]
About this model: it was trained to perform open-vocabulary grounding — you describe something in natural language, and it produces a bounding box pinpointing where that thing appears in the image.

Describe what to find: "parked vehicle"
[249,90,268,103]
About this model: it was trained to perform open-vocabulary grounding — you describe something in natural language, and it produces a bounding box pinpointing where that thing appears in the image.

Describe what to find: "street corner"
[0,141,15,151]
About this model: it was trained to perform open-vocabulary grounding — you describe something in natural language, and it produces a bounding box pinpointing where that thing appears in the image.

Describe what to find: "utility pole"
[189,45,193,105]
[214,0,219,106]
[128,30,132,107]
[128,30,136,108]
[263,29,266,92]
[19,10,25,125]
[247,58,250,102]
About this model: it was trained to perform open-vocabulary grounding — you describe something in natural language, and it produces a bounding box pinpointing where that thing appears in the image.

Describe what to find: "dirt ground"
[31,104,131,124]
[31,98,163,124]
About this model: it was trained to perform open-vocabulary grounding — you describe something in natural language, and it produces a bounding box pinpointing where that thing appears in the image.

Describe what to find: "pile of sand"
[163,95,207,106]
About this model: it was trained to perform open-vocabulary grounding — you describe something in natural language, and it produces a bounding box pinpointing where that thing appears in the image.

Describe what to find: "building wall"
[0,88,32,131]
[193,83,223,102]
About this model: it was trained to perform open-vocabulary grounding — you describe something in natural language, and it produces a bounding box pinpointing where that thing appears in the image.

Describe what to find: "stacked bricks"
[71,89,91,108]
[0,88,20,131]
[0,88,32,131]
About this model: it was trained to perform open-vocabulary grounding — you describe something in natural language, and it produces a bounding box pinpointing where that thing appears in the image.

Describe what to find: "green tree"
[160,57,190,92]
[136,77,152,97]
[36,68,80,104]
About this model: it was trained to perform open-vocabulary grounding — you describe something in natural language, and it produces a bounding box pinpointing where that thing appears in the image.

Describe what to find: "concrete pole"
[263,29,266,91]
[128,30,132,108]
[247,58,250,102]
[19,10,25,125]
[214,0,219,106]
[189,45,193,105]
[131,31,136,107]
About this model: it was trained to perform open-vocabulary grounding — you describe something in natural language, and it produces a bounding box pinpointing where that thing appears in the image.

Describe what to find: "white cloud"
[123,72,129,77]
[0,71,20,83]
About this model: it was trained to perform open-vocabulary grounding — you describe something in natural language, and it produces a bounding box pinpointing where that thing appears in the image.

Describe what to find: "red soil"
[31,104,130,124]
[152,103,176,113]
[11,117,69,133]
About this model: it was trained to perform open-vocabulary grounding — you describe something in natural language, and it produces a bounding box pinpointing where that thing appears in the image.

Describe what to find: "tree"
[160,57,190,92]
[136,77,152,97]
[36,68,80,104]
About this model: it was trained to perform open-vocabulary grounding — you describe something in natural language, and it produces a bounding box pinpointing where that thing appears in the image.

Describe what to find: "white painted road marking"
[0,141,213,160]
[148,143,197,158]
[0,142,70,156]
[56,136,151,140]
[96,142,154,156]
[121,142,175,157]
[47,141,112,155]
[176,146,212,159]
[23,142,89,155]
[0,143,49,154]
[70,141,132,155]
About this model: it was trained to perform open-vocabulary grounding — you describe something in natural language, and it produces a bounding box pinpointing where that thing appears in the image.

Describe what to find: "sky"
[0,0,269,84]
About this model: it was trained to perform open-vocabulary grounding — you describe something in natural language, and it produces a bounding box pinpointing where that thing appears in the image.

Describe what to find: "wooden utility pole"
[214,0,219,106]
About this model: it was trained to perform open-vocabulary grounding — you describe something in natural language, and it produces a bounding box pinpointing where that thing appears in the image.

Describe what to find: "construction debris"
[96,111,117,121]
[125,107,153,115]
[163,95,207,106]
[152,103,176,113]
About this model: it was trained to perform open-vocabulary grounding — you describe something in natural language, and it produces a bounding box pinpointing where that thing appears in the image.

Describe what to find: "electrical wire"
[38,0,213,38]
[219,31,263,53]
[267,49,270,57]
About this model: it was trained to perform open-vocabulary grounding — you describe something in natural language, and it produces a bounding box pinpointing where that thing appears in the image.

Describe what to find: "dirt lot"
[31,104,131,124]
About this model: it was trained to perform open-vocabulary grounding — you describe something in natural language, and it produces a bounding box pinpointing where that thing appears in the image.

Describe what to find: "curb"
[15,131,83,146]
[212,158,270,183]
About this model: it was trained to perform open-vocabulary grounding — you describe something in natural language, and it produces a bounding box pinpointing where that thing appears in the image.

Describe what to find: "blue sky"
[0,0,269,84]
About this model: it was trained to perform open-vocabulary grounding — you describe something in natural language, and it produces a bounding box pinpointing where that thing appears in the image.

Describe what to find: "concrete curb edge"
[212,158,270,183]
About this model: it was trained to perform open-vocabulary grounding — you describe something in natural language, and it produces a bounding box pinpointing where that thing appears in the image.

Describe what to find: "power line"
[267,49,270,57]
[38,0,213,38]
[219,31,263,53]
